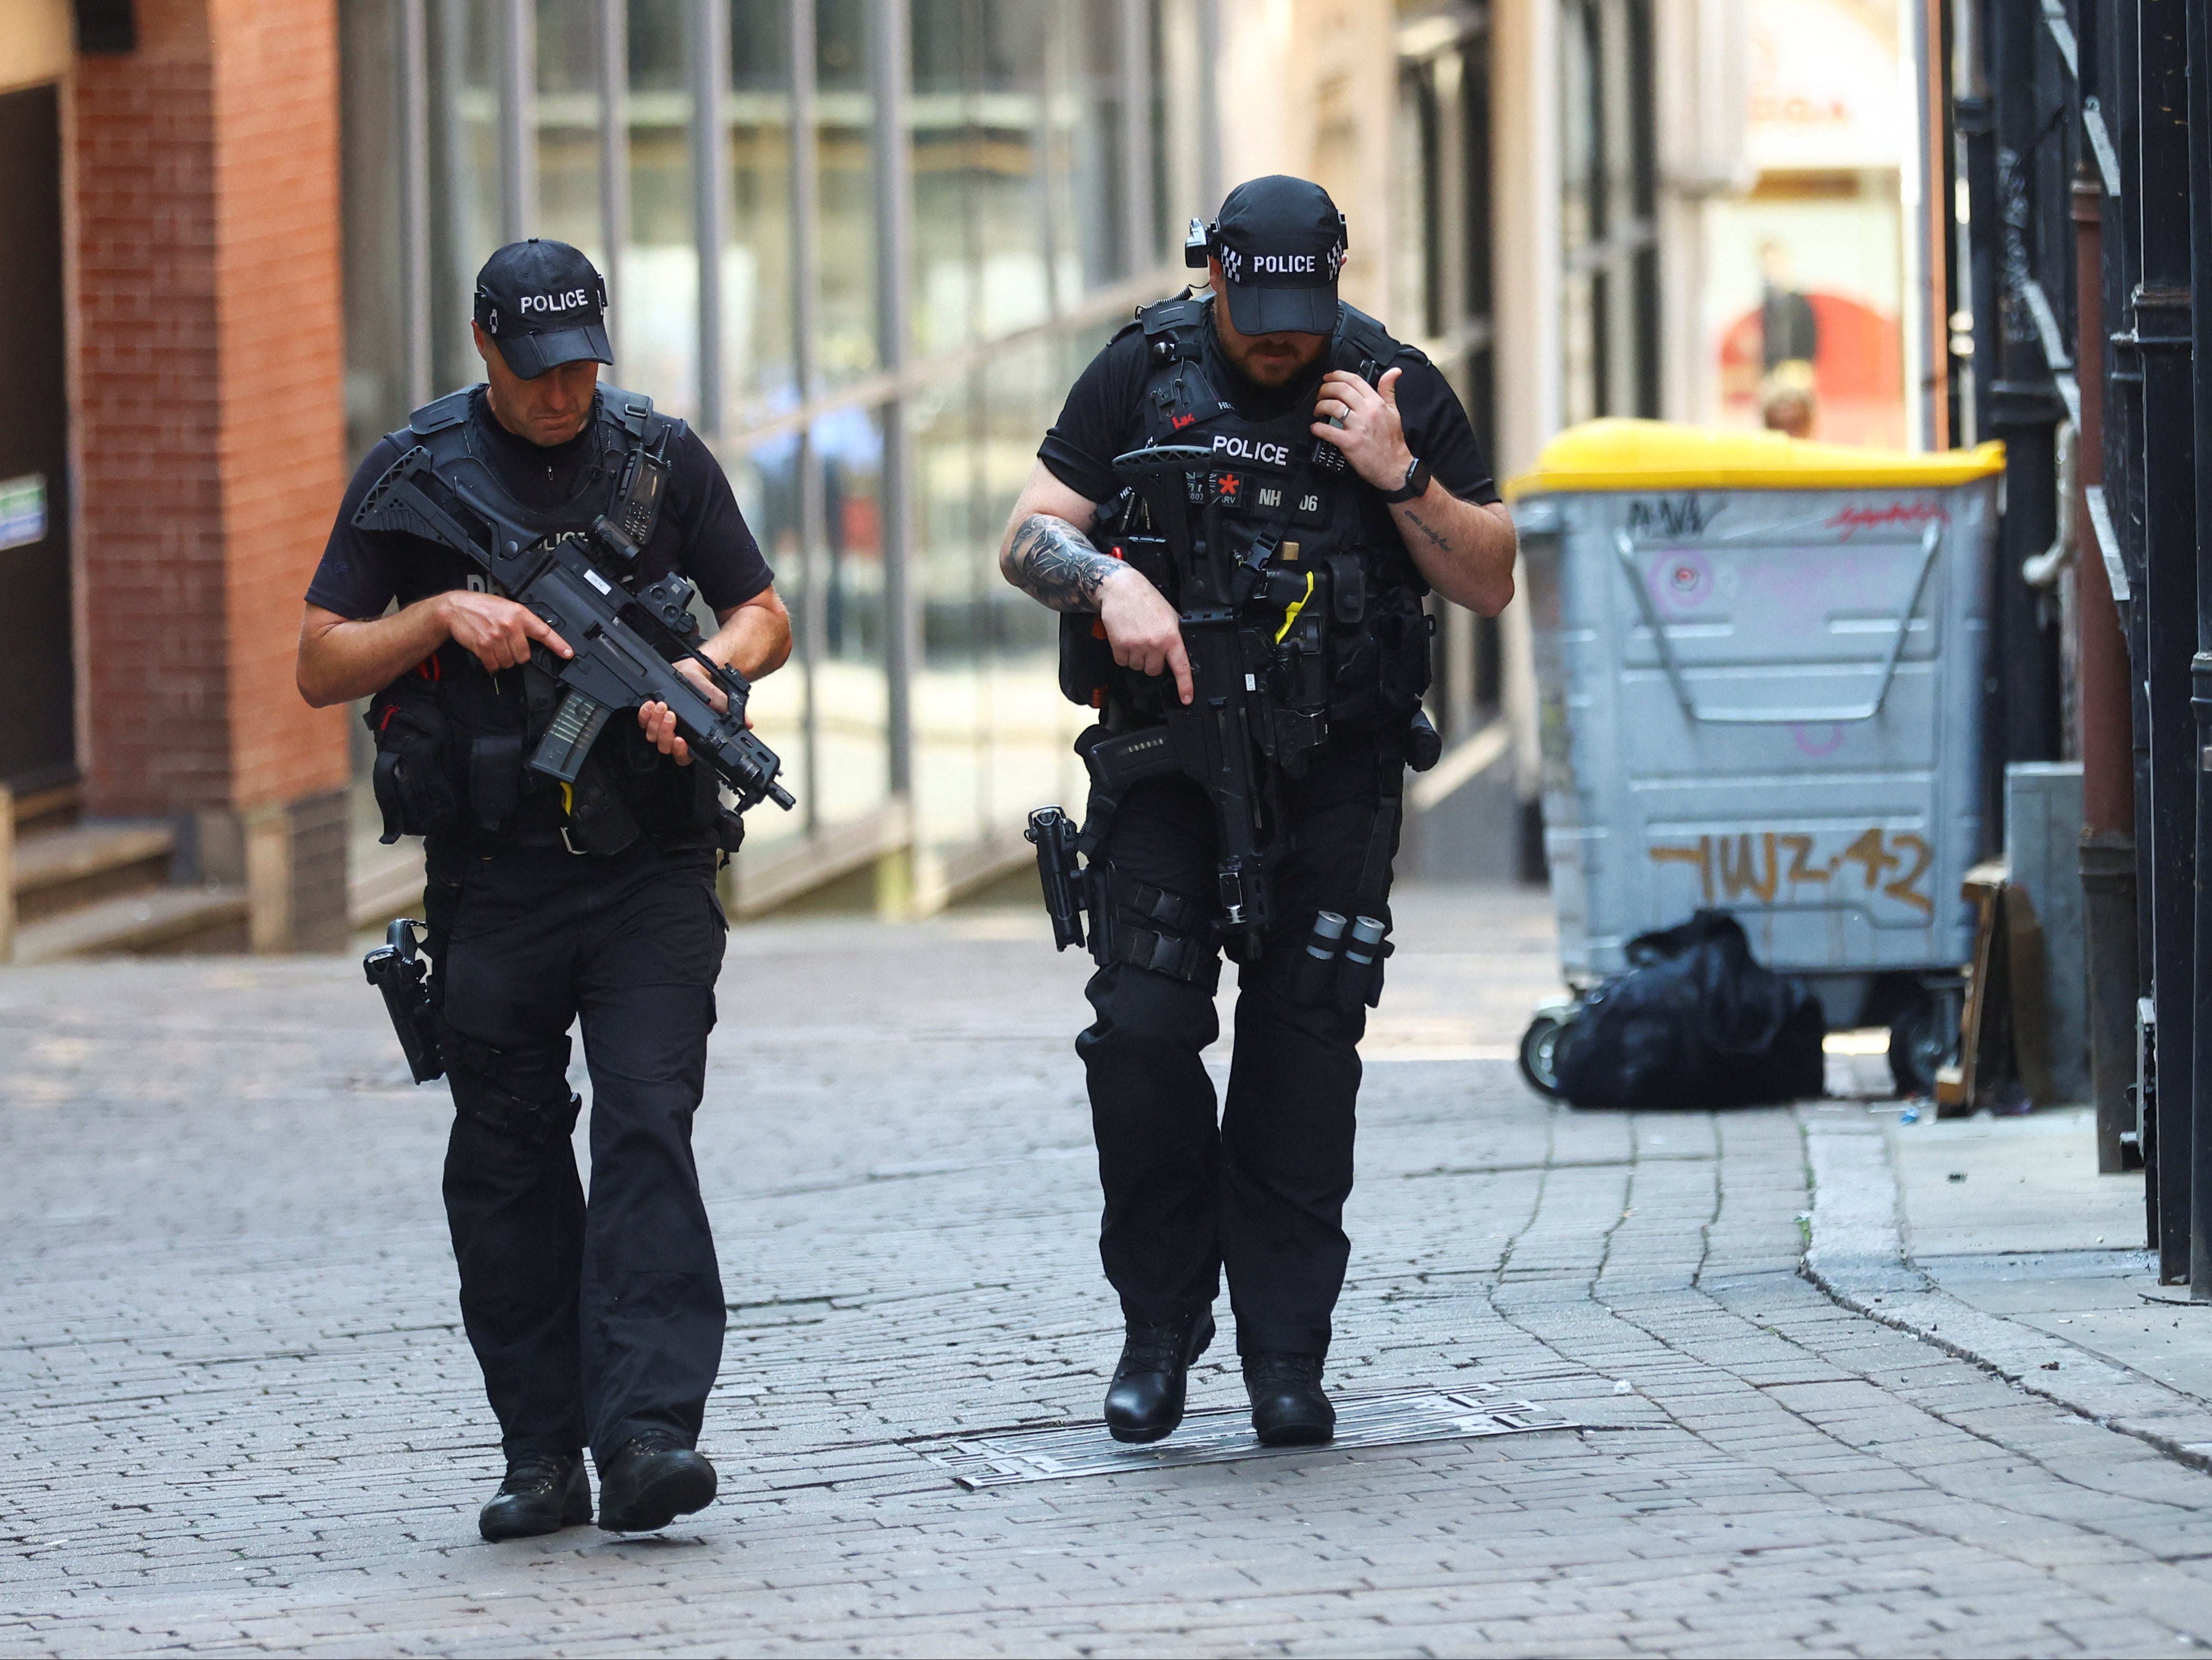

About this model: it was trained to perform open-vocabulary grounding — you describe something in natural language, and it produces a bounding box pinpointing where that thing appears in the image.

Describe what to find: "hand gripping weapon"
[1091,443,1285,944]
[352,445,796,815]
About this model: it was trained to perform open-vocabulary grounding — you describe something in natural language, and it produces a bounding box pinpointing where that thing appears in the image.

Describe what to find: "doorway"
[0,82,77,792]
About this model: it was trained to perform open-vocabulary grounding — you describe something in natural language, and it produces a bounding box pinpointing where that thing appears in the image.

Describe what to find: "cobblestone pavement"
[5,886,2212,1657]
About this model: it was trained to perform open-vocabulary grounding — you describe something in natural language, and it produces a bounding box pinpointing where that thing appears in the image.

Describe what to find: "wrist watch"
[1378,455,1431,504]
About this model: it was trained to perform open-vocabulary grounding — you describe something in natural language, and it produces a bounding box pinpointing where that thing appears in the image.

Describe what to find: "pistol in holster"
[363,917,445,1084]
[1025,805,1087,952]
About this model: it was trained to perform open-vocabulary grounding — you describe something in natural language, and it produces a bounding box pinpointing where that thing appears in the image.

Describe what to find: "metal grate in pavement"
[916,1387,1580,1489]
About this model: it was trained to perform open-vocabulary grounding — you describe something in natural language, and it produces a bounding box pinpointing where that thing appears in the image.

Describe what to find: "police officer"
[296,240,791,1538]
[999,178,1517,1445]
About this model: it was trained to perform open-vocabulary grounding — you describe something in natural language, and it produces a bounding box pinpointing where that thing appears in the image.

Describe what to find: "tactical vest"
[1063,295,1434,742]
[362,384,729,857]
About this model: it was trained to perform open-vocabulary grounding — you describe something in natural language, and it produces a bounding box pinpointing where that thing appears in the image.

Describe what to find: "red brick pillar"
[73,0,351,948]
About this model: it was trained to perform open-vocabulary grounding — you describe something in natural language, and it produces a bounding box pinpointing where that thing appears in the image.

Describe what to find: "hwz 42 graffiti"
[1646,827,1936,919]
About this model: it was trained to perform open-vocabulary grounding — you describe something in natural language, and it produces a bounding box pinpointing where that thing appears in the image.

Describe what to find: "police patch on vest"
[1209,433,1294,468]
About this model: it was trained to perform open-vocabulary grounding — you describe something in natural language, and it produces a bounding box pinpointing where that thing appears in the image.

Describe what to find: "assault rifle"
[352,446,796,815]
[1085,443,1289,943]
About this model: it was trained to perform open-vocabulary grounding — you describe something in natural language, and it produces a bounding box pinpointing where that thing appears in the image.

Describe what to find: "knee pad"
[439,1017,581,1147]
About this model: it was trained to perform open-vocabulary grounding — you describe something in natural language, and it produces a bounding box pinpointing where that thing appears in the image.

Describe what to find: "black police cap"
[473,239,614,380]
[1198,176,1347,337]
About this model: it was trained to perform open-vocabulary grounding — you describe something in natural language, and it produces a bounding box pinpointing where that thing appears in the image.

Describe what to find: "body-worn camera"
[1184,216,1211,270]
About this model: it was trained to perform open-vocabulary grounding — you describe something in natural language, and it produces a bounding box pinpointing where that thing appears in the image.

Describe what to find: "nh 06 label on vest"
[1252,479,1329,527]
[1194,471,1329,527]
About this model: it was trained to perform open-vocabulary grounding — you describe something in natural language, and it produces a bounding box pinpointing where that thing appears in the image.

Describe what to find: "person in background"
[1762,383,1815,438]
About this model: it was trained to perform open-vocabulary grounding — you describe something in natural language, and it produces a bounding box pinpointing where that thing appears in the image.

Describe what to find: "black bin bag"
[1553,910,1826,1109]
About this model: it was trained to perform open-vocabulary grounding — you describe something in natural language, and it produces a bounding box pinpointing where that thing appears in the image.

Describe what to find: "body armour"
[1060,295,1434,749]
[363,384,733,858]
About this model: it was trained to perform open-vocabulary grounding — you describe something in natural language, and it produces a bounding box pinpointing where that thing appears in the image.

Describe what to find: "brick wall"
[208,0,347,812]
[73,0,229,814]
[72,0,348,824]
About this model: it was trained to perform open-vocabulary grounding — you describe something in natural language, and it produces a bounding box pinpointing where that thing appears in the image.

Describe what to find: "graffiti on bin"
[1646,827,1935,917]
[1627,495,1723,538]
[1826,500,1946,541]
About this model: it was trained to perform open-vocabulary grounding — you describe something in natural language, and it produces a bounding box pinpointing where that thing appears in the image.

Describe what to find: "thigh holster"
[1088,867,1220,986]
[438,1017,583,1148]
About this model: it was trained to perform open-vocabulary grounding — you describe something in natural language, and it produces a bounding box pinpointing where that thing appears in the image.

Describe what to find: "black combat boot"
[1103,1310,1215,1444]
[596,1431,718,1532]
[1243,1352,1336,1446]
[478,1451,592,1542]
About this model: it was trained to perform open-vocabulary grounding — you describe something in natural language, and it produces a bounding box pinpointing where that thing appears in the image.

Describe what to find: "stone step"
[10,778,84,836]
[11,884,248,965]
[12,821,176,923]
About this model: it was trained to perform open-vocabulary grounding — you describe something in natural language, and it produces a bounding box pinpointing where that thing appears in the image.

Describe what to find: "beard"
[1231,335,1325,387]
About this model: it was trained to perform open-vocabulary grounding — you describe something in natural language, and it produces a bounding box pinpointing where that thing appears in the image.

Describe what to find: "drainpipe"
[2188,0,2212,1297]
[2074,173,2138,1177]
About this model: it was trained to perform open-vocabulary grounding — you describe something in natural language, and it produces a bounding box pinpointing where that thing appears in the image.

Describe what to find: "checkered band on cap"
[1212,230,1341,289]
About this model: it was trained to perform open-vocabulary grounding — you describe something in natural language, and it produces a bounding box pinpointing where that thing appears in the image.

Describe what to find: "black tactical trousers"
[1076,744,1396,1360]
[428,839,728,1468]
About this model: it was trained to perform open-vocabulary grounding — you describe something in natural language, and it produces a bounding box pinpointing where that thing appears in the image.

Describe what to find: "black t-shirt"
[307,388,774,620]
[1037,300,1502,509]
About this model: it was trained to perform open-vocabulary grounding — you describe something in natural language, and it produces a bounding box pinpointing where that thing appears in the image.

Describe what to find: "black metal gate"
[1966,0,2212,1289]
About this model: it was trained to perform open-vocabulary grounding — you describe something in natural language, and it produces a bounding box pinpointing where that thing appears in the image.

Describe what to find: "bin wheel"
[1519,1012,1572,1100]
[1888,993,1955,1098]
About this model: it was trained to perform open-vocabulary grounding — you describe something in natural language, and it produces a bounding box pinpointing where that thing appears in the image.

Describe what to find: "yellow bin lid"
[1507,419,2006,497]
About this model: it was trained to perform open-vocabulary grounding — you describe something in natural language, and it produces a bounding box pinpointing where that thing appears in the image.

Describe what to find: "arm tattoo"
[1002,513,1124,612]
[1399,506,1454,553]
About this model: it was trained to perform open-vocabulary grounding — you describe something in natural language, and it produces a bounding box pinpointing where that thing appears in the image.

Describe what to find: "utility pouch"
[1059,611,1116,707]
[468,734,524,834]
[364,680,459,845]
[1406,707,1444,773]
[1375,602,1435,712]
[1271,707,1329,775]
[563,761,643,856]
[684,764,747,855]
[1114,532,1173,591]
[1291,910,1349,1005]
[709,806,747,855]
[1326,555,1366,624]
[1332,914,1392,1012]
[363,919,444,1083]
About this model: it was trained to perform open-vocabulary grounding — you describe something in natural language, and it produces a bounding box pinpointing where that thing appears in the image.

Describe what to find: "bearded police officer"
[1001,177,1516,1445]
[297,240,791,1538]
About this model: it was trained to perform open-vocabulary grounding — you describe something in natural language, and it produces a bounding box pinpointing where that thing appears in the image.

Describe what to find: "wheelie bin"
[1508,420,2006,1098]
